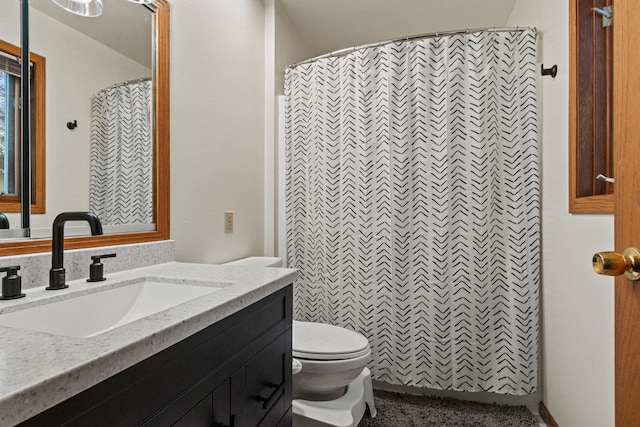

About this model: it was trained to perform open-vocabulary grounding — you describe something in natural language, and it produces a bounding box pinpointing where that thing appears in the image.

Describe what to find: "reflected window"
[0,56,21,196]
[0,40,45,214]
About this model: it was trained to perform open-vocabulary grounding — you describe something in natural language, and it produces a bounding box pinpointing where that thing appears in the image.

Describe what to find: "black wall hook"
[66,120,77,130]
[541,64,558,78]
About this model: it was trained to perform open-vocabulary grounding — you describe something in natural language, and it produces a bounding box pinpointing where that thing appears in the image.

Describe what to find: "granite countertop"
[0,261,298,427]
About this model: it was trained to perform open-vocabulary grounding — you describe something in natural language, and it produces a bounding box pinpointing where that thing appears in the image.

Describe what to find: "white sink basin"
[0,280,221,338]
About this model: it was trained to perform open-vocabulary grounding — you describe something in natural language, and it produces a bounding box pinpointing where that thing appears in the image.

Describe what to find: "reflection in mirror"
[29,0,155,238]
[0,43,21,199]
[0,0,29,239]
[0,37,46,219]
[0,213,9,229]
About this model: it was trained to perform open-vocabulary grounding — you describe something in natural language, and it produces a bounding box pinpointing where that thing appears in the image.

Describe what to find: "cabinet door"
[171,379,231,427]
[241,334,286,427]
[171,393,212,427]
[212,379,232,427]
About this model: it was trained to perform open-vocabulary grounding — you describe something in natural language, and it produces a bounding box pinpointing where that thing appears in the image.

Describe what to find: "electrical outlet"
[224,211,234,234]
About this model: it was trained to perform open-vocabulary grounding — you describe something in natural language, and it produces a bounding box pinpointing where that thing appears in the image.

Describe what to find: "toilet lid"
[292,321,371,360]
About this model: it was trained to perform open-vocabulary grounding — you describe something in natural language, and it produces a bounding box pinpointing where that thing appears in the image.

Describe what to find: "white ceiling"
[279,0,519,56]
[30,0,153,68]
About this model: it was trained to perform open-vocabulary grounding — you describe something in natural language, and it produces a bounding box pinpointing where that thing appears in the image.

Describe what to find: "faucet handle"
[90,253,117,262]
[0,265,25,300]
[87,253,117,282]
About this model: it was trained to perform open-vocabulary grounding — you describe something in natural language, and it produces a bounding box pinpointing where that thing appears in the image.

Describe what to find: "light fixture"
[51,0,103,17]
[127,0,156,4]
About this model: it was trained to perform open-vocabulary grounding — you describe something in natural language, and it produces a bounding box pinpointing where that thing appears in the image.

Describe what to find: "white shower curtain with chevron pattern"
[89,80,153,225]
[285,29,539,395]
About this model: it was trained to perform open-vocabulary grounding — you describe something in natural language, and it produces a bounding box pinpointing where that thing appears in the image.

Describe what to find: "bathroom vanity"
[0,262,297,427]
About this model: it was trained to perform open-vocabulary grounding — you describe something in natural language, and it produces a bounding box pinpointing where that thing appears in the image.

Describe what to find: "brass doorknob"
[593,248,640,280]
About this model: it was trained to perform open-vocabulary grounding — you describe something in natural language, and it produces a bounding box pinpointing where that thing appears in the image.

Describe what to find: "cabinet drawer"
[242,334,286,426]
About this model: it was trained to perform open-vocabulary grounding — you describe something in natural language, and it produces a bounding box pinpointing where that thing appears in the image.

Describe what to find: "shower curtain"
[89,79,153,225]
[285,29,539,395]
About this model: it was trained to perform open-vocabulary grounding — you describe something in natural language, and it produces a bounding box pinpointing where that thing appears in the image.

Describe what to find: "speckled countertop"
[0,262,298,427]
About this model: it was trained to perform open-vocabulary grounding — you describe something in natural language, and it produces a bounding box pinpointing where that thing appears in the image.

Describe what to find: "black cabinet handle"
[212,414,235,427]
[256,382,284,409]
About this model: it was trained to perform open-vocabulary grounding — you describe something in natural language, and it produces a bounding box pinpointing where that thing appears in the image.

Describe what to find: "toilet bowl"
[292,320,371,401]
[223,257,373,403]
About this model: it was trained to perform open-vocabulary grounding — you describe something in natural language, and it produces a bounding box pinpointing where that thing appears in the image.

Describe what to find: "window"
[0,53,21,196]
[0,39,45,214]
[569,0,614,213]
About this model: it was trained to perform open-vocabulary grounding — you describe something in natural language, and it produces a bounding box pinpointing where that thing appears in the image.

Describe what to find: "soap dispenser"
[0,266,24,300]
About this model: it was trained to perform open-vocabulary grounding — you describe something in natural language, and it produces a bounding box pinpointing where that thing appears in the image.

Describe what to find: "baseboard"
[540,401,559,427]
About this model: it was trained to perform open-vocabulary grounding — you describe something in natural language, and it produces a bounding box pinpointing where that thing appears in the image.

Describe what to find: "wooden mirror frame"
[0,0,170,256]
[568,0,614,213]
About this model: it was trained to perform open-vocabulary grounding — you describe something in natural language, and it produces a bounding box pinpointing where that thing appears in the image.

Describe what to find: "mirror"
[0,0,169,255]
[29,0,155,237]
[0,0,29,237]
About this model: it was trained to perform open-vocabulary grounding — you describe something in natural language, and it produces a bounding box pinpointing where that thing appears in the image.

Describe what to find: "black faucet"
[47,212,103,290]
[0,213,9,229]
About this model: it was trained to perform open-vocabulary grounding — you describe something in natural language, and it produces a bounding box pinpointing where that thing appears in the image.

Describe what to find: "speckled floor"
[358,390,539,427]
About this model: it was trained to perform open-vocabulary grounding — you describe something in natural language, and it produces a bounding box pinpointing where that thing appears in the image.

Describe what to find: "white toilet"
[223,257,376,426]
[292,320,371,401]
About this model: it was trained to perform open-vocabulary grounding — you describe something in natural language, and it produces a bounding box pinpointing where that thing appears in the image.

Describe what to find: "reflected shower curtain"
[285,29,539,394]
[89,79,153,225]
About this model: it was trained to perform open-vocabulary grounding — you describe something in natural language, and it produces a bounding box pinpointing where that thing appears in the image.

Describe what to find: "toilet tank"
[223,257,283,267]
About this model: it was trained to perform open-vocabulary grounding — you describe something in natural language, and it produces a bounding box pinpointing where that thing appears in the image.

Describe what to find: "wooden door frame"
[614,1,640,425]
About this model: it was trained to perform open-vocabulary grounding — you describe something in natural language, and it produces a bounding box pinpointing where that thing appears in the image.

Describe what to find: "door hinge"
[592,5,613,28]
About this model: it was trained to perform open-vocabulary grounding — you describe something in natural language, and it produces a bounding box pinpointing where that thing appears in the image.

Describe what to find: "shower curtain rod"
[104,77,152,90]
[288,26,537,69]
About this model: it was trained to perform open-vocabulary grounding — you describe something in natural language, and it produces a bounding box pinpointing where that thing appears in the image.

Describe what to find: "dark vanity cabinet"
[19,286,293,427]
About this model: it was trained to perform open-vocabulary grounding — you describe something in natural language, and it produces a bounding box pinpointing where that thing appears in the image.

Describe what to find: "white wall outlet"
[224,211,234,234]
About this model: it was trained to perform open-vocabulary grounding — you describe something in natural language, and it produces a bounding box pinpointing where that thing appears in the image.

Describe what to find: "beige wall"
[267,1,315,256]
[508,2,615,426]
[274,3,314,96]
[170,0,266,263]
[0,2,20,54]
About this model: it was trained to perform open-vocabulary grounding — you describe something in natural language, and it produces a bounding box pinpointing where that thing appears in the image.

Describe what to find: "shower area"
[89,78,153,226]
[281,26,540,398]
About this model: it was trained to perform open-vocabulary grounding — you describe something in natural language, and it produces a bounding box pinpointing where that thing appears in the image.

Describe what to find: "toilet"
[292,320,371,401]
[223,257,376,426]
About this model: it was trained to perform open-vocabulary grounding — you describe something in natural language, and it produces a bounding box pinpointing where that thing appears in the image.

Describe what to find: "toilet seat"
[293,321,370,361]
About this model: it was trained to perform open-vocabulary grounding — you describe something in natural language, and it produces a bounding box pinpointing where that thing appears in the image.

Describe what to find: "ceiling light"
[127,0,156,4]
[51,0,103,17]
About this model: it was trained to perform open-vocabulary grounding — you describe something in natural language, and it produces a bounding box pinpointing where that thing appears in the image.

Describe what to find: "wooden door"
[613,1,640,425]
